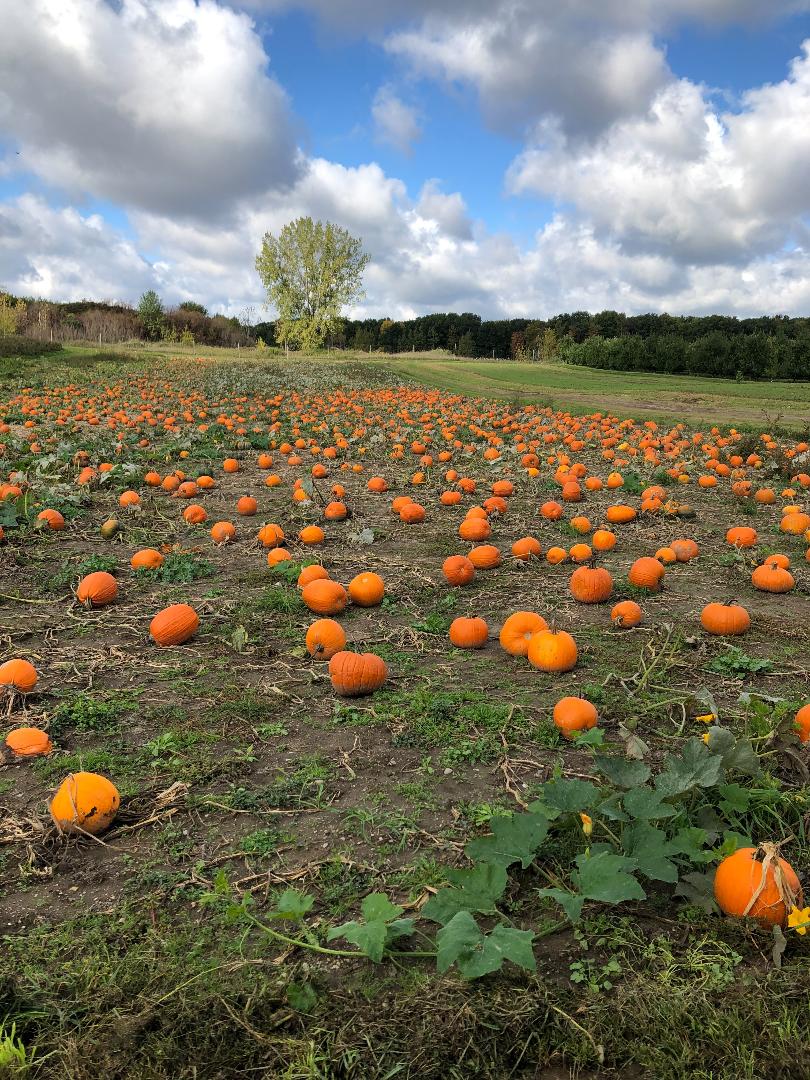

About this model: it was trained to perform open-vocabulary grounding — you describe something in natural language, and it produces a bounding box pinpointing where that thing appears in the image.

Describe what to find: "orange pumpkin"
[301,579,348,615]
[527,630,578,672]
[0,658,38,693]
[468,544,501,569]
[569,566,613,604]
[499,612,548,657]
[150,604,200,646]
[329,651,388,696]
[553,696,598,738]
[4,726,53,757]
[50,772,120,835]
[131,548,164,570]
[449,617,489,649]
[76,571,118,608]
[611,600,642,628]
[306,619,346,660]
[443,555,476,586]
[700,601,750,636]
[714,844,802,927]
[348,572,385,607]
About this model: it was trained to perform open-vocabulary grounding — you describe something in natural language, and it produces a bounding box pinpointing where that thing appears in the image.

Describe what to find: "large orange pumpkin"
[499,612,548,657]
[306,619,346,660]
[527,630,578,672]
[150,604,200,646]
[714,844,802,927]
[329,651,388,696]
[50,772,120,835]
[301,579,348,615]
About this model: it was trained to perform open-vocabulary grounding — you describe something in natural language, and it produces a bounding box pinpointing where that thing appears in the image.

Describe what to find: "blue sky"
[1,0,810,318]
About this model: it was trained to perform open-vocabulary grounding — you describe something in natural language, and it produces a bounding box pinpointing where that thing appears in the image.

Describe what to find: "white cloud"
[371,86,422,155]
[0,0,301,218]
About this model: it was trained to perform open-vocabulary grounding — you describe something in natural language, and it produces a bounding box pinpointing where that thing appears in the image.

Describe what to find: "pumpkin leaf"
[348,527,375,545]
[464,809,549,868]
[674,870,719,913]
[594,755,651,789]
[327,893,415,962]
[717,783,751,815]
[286,981,318,1012]
[436,911,536,978]
[705,727,761,777]
[572,851,646,906]
[570,726,604,747]
[622,822,679,882]
[360,893,404,923]
[541,778,600,812]
[623,786,678,820]
[273,888,315,921]
[423,863,508,925]
[654,738,724,797]
[537,887,585,923]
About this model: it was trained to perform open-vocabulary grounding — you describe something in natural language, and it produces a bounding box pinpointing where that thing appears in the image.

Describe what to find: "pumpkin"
[726,526,757,548]
[628,557,665,591]
[671,538,699,562]
[4,726,53,757]
[592,529,616,552]
[449,617,489,649]
[468,544,501,569]
[76,571,118,608]
[50,772,120,835]
[605,505,637,524]
[570,515,592,535]
[458,517,490,541]
[499,612,548,657]
[569,566,613,604]
[655,547,677,565]
[119,490,141,508]
[131,548,164,570]
[527,629,578,672]
[700,601,750,636]
[553,696,598,739]
[237,496,258,516]
[400,503,426,524]
[540,501,563,520]
[611,600,642,628]
[210,521,236,544]
[306,619,346,660]
[299,525,325,545]
[795,703,810,743]
[324,500,348,520]
[329,651,388,696]
[443,555,476,586]
[511,536,542,561]
[751,560,795,593]
[37,508,65,531]
[569,543,593,564]
[546,546,568,565]
[367,476,388,493]
[150,603,200,646]
[268,548,292,566]
[781,512,810,535]
[223,458,240,473]
[298,564,330,588]
[348,572,385,606]
[257,523,285,547]
[714,843,802,927]
[301,579,348,615]
[182,504,207,524]
[0,658,38,693]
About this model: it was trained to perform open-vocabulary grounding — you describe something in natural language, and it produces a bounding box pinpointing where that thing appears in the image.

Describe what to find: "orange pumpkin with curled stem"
[76,571,118,608]
[306,619,346,660]
[611,600,642,628]
[714,843,802,927]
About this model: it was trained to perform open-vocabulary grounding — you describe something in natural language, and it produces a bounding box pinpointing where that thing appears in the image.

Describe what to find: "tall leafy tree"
[255,218,369,351]
[137,290,165,341]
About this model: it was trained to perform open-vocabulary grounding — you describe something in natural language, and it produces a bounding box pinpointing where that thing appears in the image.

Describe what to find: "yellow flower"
[702,732,711,745]
[580,812,593,837]
[787,905,810,936]
[695,712,716,724]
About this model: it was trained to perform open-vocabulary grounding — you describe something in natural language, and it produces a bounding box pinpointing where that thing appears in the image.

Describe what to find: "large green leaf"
[594,755,651,789]
[436,911,536,978]
[541,778,600,812]
[622,822,679,882]
[623,786,678,821]
[572,851,646,905]
[655,738,724,798]
[464,810,549,868]
[423,863,508,925]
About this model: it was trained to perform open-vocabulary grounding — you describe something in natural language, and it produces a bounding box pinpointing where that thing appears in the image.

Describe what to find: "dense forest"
[1,289,809,379]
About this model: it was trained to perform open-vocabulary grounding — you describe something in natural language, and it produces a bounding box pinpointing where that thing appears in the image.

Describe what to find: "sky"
[1,0,810,320]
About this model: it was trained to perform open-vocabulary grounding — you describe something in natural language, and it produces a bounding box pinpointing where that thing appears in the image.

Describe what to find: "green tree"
[255,218,369,351]
[137,290,165,341]
[540,327,559,362]
[0,293,26,337]
[178,301,208,316]
[457,331,477,357]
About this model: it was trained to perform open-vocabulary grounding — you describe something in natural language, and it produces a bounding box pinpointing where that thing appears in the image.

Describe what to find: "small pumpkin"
[150,604,200,646]
[301,579,348,615]
[298,564,330,588]
[400,503,426,524]
[511,536,542,561]
[306,619,346,660]
[468,544,501,569]
[751,560,795,594]
[210,521,236,544]
[553,696,598,739]
[449,617,489,649]
[569,566,613,604]
[50,772,120,835]
[348,572,385,607]
[700,601,750,636]
[76,571,118,608]
[299,525,325,545]
[131,548,164,570]
[4,726,53,757]
[458,517,489,541]
[329,651,388,696]
[611,600,642,628]
[442,555,476,586]
[499,611,548,657]
[628,557,665,591]
[236,496,258,516]
[527,629,578,672]
[714,843,802,928]
[257,523,285,548]
[0,658,38,693]
[726,526,757,548]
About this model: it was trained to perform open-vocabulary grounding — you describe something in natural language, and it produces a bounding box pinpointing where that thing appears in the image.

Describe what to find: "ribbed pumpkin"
[781,512,810,535]
[131,548,164,570]
[671,539,699,562]
[546,546,568,565]
[553,696,598,739]
[611,600,642,628]
[628,557,665,591]
[329,651,388,696]
[210,521,236,544]
[301,579,348,615]
[714,843,802,927]
[348,572,385,606]
[76,571,118,608]
[4,726,53,757]
[442,555,476,586]
[458,517,490,541]
[569,566,613,603]
[527,629,578,672]
[257,523,285,548]
[605,505,637,524]
[150,604,200,646]
[449,617,489,649]
[50,772,120,835]
[499,612,548,657]
[700,601,750,636]
[298,564,330,588]
[306,619,346,660]
[592,529,617,552]
[726,526,757,548]
[0,658,38,693]
[468,544,501,569]
[400,503,426,523]
[751,560,795,593]
[511,536,542,561]
[37,508,65,531]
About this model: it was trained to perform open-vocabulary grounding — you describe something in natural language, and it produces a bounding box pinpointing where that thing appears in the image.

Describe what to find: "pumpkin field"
[1,351,810,1080]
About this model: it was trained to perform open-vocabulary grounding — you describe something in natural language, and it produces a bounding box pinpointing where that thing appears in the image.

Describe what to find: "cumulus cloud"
[507,44,810,265]
[371,86,422,155]
[0,0,301,218]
